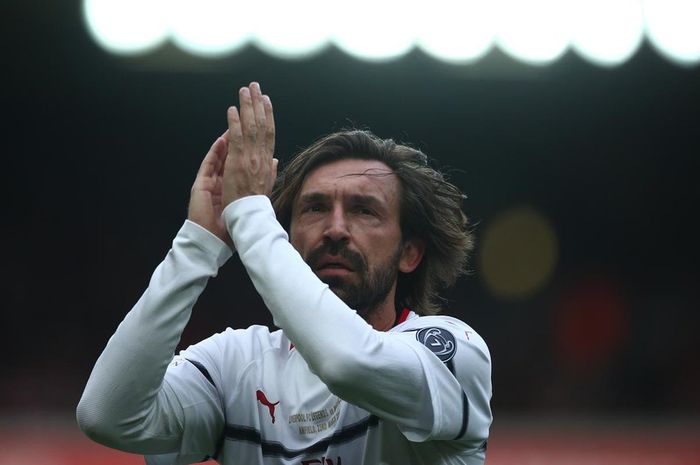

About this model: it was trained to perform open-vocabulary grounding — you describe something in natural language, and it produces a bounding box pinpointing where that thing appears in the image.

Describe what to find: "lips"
[314,257,354,272]
[306,242,366,276]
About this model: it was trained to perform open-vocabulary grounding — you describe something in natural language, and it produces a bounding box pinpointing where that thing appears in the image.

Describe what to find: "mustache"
[306,241,366,272]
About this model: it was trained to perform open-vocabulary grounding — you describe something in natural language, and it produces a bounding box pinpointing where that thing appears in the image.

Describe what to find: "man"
[77,82,492,465]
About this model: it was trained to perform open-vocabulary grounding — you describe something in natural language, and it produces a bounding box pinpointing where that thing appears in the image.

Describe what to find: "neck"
[365,290,399,331]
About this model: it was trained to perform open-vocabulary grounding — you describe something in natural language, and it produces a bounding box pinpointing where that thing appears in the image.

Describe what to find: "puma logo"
[256,389,280,424]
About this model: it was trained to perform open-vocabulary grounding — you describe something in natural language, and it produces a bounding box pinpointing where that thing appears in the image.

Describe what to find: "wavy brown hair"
[271,130,473,315]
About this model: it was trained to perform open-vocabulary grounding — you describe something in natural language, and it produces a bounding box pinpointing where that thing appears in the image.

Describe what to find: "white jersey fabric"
[77,195,492,465]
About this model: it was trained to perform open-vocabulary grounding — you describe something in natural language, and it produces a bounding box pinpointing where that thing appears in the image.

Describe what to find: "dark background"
[3,1,699,422]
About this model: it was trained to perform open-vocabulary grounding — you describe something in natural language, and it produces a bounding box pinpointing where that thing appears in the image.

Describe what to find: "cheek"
[289,226,310,257]
[289,229,301,251]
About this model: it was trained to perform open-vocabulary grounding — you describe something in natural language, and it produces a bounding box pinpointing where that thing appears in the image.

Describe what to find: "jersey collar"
[393,307,412,328]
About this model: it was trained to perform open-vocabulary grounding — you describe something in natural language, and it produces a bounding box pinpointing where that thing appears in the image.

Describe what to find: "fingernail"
[263,95,271,105]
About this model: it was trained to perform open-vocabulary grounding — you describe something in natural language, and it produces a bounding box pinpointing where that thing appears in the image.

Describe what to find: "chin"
[328,285,349,301]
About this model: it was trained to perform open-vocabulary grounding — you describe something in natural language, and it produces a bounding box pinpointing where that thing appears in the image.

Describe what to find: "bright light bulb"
[330,0,418,62]
[170,0,251,57]
[495,0,571,65]
[644,0,700,66]
[253,0,331,59]
[83,0,169,55]
[416,0,496,63]
[570,0,644,66]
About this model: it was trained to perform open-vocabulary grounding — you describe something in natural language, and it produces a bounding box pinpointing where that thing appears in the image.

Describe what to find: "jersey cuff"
[222,195,282,251]
[181,220,234,268]
[222,195,273,219]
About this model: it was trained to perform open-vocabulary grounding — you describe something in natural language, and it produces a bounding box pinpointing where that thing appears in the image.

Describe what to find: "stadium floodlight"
[252,0,331,59]
[644,0,700,66]
[494,0,571,65]
[83,0,169,55]
[570,0,644,66]
[330,0,417,62]
[170,0,251,57]
[416,0,496,64]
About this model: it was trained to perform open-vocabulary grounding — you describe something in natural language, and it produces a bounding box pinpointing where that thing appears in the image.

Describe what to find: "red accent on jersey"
[395,307,411,327]
[256,389,280,424]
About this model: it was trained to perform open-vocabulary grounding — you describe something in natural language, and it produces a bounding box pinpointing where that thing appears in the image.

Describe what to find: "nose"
[323,207,350,244]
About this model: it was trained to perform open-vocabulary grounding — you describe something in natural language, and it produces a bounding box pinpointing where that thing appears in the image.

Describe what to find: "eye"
[303,203,326,213]
[353,205,376,216]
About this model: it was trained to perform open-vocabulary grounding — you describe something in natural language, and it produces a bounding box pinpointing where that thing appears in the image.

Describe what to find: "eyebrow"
[297,192,386,209]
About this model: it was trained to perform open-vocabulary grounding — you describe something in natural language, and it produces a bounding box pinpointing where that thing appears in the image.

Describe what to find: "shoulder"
[167,325,289,396]
[393,314,491,381]
[178,325,288,370]
[396,314,489,357]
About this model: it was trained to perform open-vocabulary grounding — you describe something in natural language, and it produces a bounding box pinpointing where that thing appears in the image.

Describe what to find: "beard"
[306,240,403,320]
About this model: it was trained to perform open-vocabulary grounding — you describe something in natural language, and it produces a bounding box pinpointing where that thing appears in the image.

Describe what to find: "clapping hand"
[223,82,277,205]
[187,82,277,247]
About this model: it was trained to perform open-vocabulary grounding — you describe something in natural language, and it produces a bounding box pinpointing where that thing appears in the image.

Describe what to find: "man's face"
[289,158,415,319]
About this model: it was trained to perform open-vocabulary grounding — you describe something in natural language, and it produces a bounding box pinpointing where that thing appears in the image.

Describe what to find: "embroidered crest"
[416,327,457,363]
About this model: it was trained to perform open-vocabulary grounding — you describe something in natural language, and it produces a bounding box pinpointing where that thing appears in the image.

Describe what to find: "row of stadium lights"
[84,0,700,66]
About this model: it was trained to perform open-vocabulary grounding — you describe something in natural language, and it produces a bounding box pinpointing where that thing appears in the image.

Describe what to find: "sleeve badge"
[416,327,457,363]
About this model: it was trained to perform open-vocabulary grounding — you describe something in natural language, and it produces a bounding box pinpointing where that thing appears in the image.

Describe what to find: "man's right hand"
[187,131,233,248]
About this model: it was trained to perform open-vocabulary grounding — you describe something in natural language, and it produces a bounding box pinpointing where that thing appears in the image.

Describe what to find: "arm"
[77,135,234,456]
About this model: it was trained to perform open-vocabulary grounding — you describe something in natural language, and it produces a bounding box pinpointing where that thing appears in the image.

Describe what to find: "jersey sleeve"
[77,220,231,460]
[396,319,492,447]
[223,196,492,448]
[144,352,225,465]
[146,324,277,464]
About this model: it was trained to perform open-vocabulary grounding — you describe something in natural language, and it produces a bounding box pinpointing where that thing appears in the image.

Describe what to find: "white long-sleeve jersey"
[77,195,492,465]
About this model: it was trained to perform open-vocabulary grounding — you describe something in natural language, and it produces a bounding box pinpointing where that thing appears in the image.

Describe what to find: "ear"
[399,238,425,273]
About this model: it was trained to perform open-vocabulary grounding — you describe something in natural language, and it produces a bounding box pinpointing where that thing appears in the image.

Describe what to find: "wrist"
[183,220,235,257]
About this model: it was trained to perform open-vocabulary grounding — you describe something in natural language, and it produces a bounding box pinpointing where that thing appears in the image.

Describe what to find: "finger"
[227,106,243,161]
[197,137,226,178]
[250,83,269,170]
[250,82,267,137]
[268,157,279,194]
[238,86,257,155]
[212,132,229,174]
[263,94,275,156]
[217,129,229,172]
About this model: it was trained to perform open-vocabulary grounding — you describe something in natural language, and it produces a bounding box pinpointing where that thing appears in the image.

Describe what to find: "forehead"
[297,158,400,204]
